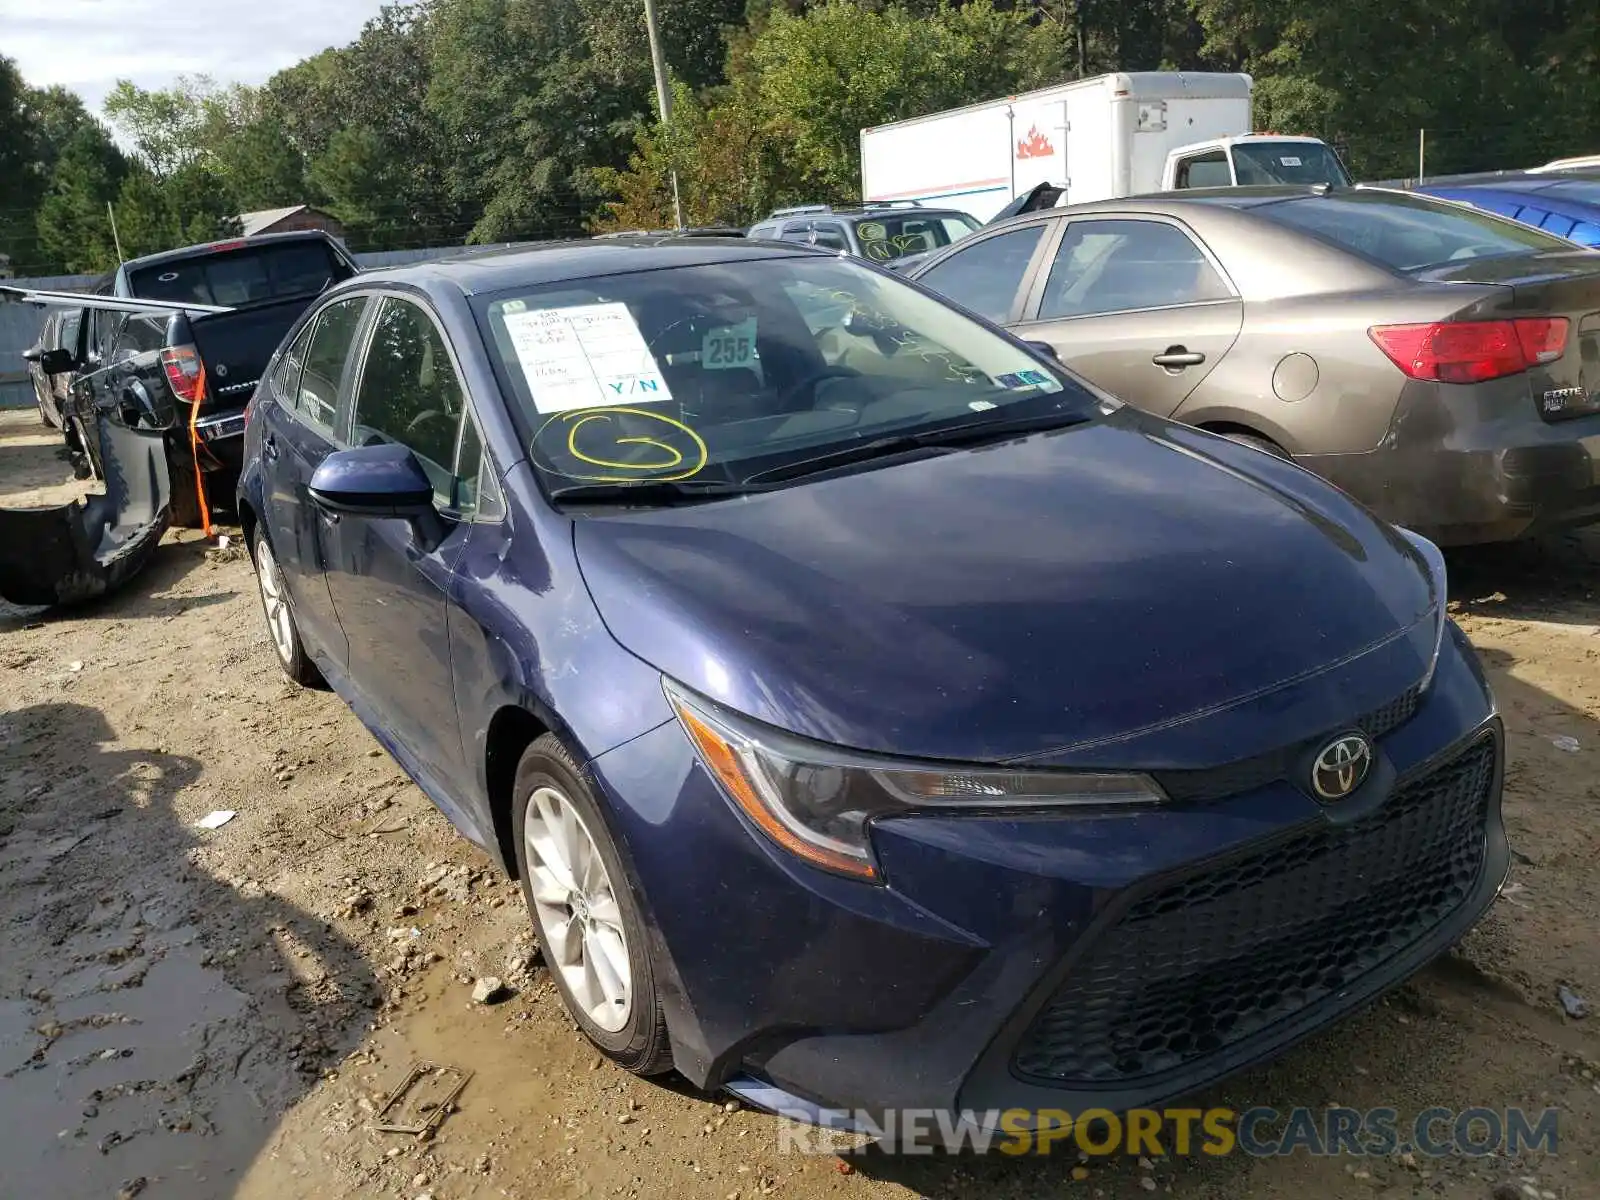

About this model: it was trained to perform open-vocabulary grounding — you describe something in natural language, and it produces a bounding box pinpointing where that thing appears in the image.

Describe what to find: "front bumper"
[586,624,1504,1119]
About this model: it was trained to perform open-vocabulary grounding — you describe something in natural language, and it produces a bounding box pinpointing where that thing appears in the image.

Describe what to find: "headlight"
[1397,527,1448,691]
[663,680,1166,882]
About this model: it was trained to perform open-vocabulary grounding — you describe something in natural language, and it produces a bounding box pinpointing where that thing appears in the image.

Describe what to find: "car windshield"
[475,255,1097,497]
[1256,190,1572,271]
[855,214,981,263]
[128,240,343,307]
[1231,143,1352,187]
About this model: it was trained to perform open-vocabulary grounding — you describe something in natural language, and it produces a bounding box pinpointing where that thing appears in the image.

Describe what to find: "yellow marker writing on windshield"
[537,407,709,482]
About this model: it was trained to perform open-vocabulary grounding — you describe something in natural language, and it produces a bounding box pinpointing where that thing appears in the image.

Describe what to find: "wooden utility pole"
[642,0,684,229]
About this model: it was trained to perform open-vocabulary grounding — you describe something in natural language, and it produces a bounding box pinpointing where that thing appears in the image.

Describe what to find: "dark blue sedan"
[237,238,1507,1127]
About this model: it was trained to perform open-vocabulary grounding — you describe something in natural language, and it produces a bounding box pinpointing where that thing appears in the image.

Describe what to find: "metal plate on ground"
[373,1062,472,1137]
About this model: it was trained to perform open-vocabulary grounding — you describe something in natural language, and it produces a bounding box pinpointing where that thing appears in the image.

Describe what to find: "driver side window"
[351,297,468,505]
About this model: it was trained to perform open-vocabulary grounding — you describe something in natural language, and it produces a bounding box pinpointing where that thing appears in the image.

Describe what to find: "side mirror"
[309,443,435,517]
[309,443,450,550]
[23,344,43,363]
[39,347,79,374]
[1026,340,1062,362]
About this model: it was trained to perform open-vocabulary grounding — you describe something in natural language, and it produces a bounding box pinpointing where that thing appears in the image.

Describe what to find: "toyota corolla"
[236,237,1506,1128]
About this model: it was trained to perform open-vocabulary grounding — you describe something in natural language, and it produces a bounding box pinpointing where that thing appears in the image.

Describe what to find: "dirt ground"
[2,405,1598,1200]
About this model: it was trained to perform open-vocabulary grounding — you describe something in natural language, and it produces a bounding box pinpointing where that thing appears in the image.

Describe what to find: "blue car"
[237,238,1506,1128]
[1416,175,1600,246]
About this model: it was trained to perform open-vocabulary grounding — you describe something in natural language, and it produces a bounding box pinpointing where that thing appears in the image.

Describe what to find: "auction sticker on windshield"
[504,303,673,413]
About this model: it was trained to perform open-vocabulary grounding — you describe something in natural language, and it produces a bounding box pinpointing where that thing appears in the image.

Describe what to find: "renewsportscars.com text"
[775,1105,1560,1158]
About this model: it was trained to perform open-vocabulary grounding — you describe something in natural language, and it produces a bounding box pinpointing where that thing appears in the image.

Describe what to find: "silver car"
[908,185,1600,545]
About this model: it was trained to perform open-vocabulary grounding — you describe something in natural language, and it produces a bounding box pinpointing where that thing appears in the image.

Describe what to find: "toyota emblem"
[1310,733,1372,801]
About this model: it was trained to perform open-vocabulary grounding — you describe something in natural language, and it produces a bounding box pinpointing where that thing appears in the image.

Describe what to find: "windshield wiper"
[742,409,1091,485]
[547,479,758,507]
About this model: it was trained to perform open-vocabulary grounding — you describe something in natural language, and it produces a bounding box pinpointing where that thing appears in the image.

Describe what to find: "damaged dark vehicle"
[0,231,359,608]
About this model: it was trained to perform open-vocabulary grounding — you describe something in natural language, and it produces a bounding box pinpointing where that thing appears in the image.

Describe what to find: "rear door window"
[268,321,316,412]
[1037,219,1232,319]
[111,314,166,361]
[914,224,1047,324]
[1258,191,1571,271]
[296,297,369,437]
[128,240,347,307]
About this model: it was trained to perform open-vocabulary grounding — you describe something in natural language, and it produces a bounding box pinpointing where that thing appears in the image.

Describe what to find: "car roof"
[350,237,829,297]
[121,229,342,272]
[978,184,1324,225]
[753,208,972,224]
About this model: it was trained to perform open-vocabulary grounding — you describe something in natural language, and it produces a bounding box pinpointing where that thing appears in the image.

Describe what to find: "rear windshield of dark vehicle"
[127,240,345,307]
[854,213,980,263]
[1545,180,1600,207]
[1257,190,1571,271]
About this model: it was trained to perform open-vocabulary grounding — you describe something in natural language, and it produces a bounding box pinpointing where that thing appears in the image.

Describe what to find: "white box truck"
[859,72,1351,222]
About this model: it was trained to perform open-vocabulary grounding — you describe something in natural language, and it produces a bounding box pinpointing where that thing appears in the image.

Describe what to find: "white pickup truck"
[860,72,1352,222]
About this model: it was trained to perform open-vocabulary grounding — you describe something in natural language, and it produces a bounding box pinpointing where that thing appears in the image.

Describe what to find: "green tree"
[1191,0,1598,178]
[103,77,211,176]
[428,0,633,242]
[0,56,43,272]
[35,122,129,273]
[109,162,241,260]
[751,0,1065,199]
[268,3,466,247]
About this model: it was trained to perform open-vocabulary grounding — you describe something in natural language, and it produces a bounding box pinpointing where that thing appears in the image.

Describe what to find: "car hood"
[573,413,1441,767]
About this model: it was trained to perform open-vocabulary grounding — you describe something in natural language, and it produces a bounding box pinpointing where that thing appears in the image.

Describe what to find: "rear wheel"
[252,532,321,685]
[512,735,672,1075]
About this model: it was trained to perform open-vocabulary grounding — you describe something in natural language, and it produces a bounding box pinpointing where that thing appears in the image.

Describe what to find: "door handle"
[262,434,280,461]
[1153,347,1206,369]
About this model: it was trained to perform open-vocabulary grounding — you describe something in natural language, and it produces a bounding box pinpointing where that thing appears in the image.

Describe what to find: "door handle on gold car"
[1152,346,1206,369]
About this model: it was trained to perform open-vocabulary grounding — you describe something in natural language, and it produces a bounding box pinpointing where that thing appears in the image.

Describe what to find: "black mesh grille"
[1012,735,1495,1087]
[1155,685,1422,803]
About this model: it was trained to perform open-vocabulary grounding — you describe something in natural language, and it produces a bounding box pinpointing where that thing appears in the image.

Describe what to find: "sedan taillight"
[1368,318,1569,384]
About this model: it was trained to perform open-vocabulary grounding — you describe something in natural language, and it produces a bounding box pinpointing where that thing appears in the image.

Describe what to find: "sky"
[1,0,392,116]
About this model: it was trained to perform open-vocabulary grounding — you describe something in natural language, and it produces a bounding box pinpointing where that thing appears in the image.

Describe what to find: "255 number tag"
[702,318,757,370]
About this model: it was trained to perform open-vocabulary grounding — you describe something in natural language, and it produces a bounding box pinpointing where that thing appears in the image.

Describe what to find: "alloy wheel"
[522,785,632,1033]
[255,539,296,667]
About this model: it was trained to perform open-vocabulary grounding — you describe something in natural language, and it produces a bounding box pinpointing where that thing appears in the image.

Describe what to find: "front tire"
[511,735,672,1075]
[252,532,321,686]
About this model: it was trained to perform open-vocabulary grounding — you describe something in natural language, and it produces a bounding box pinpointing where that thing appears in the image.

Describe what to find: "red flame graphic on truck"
[1016,125,1054,160]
